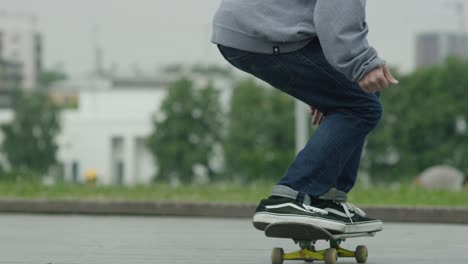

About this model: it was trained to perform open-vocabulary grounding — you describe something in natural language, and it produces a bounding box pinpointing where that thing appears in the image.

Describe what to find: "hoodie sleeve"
[314,0,385,82]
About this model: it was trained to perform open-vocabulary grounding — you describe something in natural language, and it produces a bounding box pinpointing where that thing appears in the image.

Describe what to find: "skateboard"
[264,223,376,264]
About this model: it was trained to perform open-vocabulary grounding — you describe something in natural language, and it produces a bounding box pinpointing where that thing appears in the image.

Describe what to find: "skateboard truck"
[265,223,375,264]
[273,239,368,264]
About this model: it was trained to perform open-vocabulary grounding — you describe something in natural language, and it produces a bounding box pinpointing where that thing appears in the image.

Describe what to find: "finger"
[312,111,321,125]
[318,112,324,126]
[314,114,321,126]
[368,86,378,93]
[363,83,374,93]
[372,69,388,91]
[383,65,399,85]
[359,81,371,93]
[377,77,389,90]
[369,79,383,92]
[311,111,316,125]
[369,83,382,93]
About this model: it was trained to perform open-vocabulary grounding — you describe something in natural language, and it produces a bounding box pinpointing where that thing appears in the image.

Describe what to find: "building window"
[116,161,124,186]
[71,161,80,183]
[58,162,65,182]
[111,136,125,185]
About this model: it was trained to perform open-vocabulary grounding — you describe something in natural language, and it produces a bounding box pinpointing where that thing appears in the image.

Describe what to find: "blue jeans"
[218,38,382,202]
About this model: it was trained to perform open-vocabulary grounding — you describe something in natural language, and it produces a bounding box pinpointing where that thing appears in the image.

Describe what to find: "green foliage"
[147,78,223,183]
[150,59,468,185]
[162,63,233,78]
[162,64,184,74]
[194,82,224,179]
[224,79,295,182]
[366,58,468,181]
[0,182,466,206]
[1,91,61,176]
[191,64,233,78]
[0,168,42,183]
[39,70,68,88]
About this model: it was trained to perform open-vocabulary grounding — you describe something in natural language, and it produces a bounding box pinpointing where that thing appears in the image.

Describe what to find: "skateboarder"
[211,1,398,233]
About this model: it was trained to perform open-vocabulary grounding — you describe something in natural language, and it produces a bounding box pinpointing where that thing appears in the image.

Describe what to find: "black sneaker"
[252,197,347,233]
[319,200,383,233]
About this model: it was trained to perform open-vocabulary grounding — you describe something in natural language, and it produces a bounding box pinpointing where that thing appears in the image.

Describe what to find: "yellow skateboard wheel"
[271,247,284,264]
[355,245,368,263]
[324,248,338,264]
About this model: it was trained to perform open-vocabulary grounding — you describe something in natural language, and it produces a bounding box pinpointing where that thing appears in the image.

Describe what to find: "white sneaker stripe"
[265,203,328,215]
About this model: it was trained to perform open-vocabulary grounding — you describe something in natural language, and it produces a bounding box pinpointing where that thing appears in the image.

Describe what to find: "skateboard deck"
[264,223,376,264]
[265,223,375,241]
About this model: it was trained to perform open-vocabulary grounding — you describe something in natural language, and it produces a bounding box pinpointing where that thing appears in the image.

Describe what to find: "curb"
[0,199,255,218]
[0,199,467,224]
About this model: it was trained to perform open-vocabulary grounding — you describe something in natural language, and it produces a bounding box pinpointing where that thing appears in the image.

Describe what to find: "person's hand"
[310,106,325,126]
[358,65,399,93]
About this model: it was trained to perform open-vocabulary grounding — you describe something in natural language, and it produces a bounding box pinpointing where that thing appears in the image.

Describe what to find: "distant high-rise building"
[0,58,22,107]
[415,32,468,68]
[0,12,42,90]
[0,31,22,87]
[0,31,22,108]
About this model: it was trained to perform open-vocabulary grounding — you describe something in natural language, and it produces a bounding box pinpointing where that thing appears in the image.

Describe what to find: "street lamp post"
[295,99,309,153]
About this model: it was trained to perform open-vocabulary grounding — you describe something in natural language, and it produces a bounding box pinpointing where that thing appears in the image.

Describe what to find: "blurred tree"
[147,78,223,183]
[1,91,61,176]
[193,82,224,180]
[191,64,233,78]
[365,58,468,181]
[39,70,68,88]
[224,79,295,183]
[162,64,184,74]
[263,86,296,179]
[162,63,233,79]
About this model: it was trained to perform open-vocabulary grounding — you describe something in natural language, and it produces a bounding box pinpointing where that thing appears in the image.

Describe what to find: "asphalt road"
[0,214,467,264]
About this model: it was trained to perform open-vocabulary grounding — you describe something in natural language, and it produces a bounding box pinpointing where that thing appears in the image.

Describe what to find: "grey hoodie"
[211,0,385,82]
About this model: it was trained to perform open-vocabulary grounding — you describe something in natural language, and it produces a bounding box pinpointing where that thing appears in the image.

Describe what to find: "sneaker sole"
[344,221,384,234]
[253,212,347,233]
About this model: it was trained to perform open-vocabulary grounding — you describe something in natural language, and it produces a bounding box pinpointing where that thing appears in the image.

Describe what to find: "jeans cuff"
[270,185,312,205]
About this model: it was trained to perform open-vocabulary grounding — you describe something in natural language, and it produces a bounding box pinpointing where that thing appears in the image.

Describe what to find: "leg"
[335,138,366,194]
[272,42,382,199]
[333,92,380,195]
[218,39,382,199]
[277,106,379,198]
[318,138,365,201]
[218,41,384,233]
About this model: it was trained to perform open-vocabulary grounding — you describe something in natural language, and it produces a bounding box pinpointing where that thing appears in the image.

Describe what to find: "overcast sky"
[1,0,466,76]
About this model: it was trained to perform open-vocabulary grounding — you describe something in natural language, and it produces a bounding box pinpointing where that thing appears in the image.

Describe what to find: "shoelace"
[346,202,366,217]
[337,202,354,224]
[332,202,367,224]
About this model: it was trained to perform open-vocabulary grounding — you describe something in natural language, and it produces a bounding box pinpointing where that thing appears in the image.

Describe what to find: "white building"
[57,82,166,185]
[57,71,234,185]
[0,12,42,89]
[415,32,468,67]
[0,82,163,185]
[0,64,234,185]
